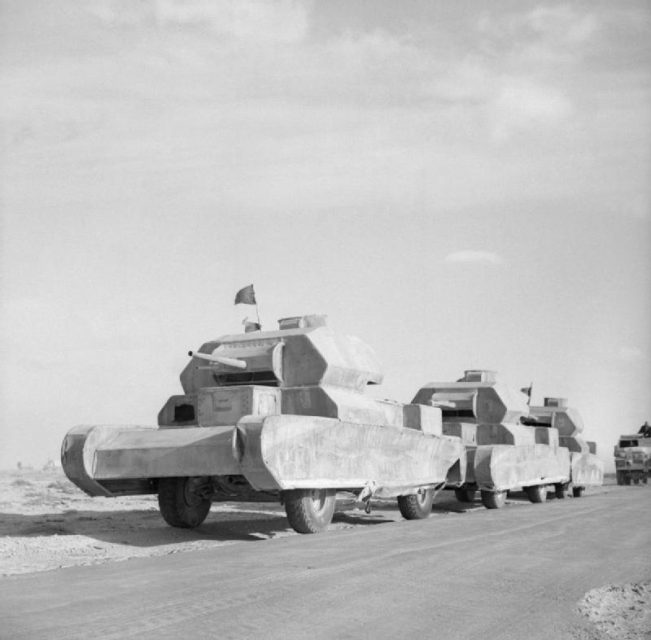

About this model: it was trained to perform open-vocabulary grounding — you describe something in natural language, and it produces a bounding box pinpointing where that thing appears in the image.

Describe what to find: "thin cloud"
[490,79,573,140]
[444,251,505,265]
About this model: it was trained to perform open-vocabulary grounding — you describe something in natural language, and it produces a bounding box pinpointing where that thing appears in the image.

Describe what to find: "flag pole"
[253,285,261,328]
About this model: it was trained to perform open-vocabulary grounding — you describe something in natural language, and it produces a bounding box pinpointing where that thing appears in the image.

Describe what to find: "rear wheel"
[572,486,585,498]
[624,475,632,486]
[454,487,477,503]
[481,490,507,509]
[525,485,548,504]
[398,488,434,520]
[158,476,211,528]
[616,472,625,486]
[284,489,336,534]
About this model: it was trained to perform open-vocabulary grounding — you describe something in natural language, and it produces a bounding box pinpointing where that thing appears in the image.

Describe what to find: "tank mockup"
[526,397,604,496]
[412,371,602,508]
[61,315,464,533]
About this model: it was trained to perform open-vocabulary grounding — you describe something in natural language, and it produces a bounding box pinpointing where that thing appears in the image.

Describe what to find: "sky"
[1,0,650,471]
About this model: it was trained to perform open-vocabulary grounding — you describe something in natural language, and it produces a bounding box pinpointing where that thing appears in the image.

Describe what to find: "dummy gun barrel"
[188,350,247,369]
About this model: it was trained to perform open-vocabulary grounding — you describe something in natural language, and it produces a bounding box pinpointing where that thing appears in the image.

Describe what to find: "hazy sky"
[1,0,650,470]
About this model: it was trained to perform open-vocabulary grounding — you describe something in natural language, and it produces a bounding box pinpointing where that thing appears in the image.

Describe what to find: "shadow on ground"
[1,488,604,550]
[0,506,296,545]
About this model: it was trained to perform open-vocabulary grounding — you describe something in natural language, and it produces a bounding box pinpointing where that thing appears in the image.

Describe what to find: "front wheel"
[481,490,507,509]
[158,476,212,528]
[398,488,434,520]
[572,486,585,498]
[284,489,336,534]
[525,485,548,504]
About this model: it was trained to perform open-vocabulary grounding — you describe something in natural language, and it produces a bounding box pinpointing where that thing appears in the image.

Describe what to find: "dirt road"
[1,485,649,640]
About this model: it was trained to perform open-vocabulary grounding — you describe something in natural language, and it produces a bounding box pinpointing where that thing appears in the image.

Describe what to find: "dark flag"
[234,284,256,305]
[520,383,533,405]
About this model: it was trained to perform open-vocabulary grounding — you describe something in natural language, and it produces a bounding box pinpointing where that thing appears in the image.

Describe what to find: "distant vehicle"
[614,424,651,485]
[413,375,603,507]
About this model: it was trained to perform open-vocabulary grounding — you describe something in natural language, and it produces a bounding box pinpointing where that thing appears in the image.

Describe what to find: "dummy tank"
[526,397,604,496]
[61,315,464,533]
[412,370,577,509]
[613,422,651,485]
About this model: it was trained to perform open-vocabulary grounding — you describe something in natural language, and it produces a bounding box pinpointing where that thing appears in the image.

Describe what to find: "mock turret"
[527,397,596,454]
[160,315,440,434]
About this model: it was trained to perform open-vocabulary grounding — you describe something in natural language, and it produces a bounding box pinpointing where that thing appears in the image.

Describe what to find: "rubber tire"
[158,477,211,528]
[616,472,624,486]
[624,476,632,486]
[525,485,548,504]
[398,488,434,520]
[572,486,585,498]
[633,477,640,485]
[284,489,336,534]
[481,490,507,509]
[454,487,477,503]
[554,483,566,499]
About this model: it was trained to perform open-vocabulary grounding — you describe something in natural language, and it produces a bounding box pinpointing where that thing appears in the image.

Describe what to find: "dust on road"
[1,469,650,640]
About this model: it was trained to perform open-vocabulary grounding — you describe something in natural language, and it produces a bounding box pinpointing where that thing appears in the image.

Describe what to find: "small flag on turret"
[520,383,533,405]
[234,284,256,305]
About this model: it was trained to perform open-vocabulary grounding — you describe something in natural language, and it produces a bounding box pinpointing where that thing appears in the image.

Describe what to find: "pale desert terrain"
[0,466,417,576]
[1,468,649,640]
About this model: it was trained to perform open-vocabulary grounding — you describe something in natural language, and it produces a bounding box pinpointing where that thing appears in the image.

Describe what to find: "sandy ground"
[0,468,415,576]
[1,469,649,639]
[0,468,297,575]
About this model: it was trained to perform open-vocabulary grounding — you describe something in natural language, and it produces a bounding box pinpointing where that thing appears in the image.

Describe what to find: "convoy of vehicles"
[413,373,603,508]
[61,313,613,534]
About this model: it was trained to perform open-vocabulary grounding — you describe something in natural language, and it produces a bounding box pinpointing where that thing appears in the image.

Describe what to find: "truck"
[412,372,603,507]
[614,425,651,485]
[61,315,464,533]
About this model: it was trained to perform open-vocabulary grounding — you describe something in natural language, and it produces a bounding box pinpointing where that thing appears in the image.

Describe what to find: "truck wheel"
[284,489,336,534]
[525,485,548,503]
[624,475,631,486]
[616,472,624,486]
[398,488,434,520]
[481,490,506,509]
[158,477,211,528]
[554,483,567,499]
[633,477,640,485]
[454,487,477,503]
[572,486,585,498]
